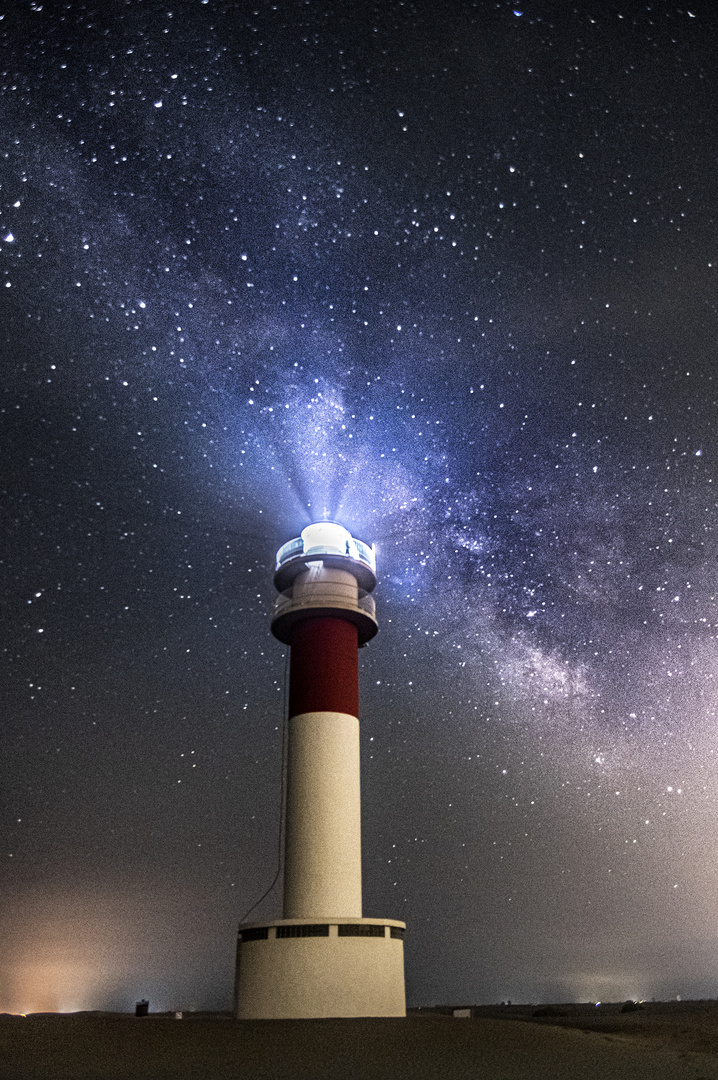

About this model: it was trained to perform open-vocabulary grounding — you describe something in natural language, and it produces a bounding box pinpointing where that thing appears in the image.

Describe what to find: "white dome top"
[301,521,353,557]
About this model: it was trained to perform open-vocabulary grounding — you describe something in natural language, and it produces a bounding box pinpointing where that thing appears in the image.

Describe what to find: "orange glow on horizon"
[2,960,113,1015]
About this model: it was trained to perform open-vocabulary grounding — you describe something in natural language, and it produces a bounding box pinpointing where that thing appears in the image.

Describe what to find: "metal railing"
[275,534,376,574]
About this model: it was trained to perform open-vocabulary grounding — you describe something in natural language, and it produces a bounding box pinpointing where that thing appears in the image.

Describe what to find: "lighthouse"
[234,521,406,1019]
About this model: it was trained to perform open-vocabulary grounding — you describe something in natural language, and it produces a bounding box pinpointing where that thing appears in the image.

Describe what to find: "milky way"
[2,2,718,1011]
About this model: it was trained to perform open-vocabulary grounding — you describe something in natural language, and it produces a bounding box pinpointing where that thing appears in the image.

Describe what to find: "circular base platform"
[235,918,406,1019]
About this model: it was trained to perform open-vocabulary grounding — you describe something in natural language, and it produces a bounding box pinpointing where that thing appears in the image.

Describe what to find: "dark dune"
[2,1004,718,1079]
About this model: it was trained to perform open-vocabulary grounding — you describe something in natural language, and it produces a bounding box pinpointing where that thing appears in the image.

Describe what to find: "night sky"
[3,0,718,1013]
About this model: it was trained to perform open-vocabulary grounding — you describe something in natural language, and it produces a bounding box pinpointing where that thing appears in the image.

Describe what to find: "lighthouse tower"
[234,521,406,1019]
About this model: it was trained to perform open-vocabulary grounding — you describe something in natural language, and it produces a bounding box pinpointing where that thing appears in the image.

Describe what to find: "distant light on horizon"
[3,960,109,1015]
[0,888,225,1016]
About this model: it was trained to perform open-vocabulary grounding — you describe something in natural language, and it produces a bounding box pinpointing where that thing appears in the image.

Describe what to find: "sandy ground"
[2,1005,718,1079]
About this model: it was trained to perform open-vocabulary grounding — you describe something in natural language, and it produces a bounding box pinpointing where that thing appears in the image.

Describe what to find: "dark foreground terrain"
[2,1002,718,1079]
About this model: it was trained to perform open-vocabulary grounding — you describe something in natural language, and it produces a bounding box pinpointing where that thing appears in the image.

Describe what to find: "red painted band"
[288,617,359,718]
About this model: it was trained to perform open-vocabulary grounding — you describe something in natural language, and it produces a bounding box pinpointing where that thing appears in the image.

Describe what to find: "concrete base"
[235,918,406,1019]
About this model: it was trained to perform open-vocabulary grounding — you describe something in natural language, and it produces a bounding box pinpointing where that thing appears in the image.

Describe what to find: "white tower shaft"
[283,709,362,918]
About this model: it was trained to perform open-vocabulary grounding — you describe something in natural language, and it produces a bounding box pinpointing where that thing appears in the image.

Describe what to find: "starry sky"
[2,0,718,1013]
